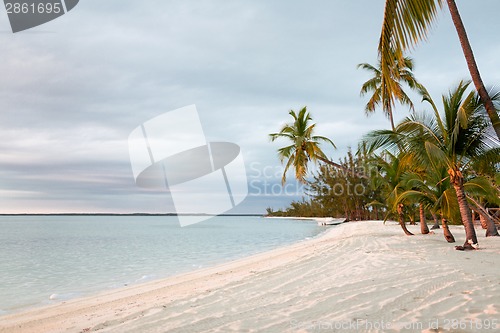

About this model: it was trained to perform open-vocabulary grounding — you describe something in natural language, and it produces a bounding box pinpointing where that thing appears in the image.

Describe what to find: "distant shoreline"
[0,213,264,217]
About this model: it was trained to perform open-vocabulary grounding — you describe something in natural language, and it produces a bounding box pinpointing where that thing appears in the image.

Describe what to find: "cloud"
[0,1,499,213]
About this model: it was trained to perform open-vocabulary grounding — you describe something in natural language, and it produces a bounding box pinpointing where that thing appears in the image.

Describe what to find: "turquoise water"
[0,215,324,314]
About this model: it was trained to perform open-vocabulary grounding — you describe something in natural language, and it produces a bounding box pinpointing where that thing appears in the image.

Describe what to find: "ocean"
[0,215,325,315]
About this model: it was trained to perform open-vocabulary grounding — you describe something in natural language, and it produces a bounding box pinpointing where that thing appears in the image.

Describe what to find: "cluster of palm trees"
[364,81,500,249]
[268,0,500,250]
[368,0,500,249]
[269,86,499,249]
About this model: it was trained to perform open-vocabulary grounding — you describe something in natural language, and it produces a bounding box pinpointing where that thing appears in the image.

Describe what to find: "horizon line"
[0,213,264,217]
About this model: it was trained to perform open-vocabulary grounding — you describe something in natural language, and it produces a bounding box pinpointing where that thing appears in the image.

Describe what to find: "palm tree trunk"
[441,216,455,243]
[389,110,396,132]
[430,211,440,229]
[446,0,500,141]
[467,195,500,237]
[449,168,478,249]
[344,205,350,222]
[397,203,413,236]
[419,204,429,234]
[478,214,488,230]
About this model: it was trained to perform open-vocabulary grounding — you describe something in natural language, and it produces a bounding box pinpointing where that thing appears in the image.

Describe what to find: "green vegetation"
[366,81,500,247]
[268,1,500,251]
[269,107,336,184]
[378,0,500,140]
[358,55,422,130]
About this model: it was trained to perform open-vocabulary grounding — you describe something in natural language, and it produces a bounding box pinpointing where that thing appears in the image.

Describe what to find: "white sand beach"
[1,221,499,333]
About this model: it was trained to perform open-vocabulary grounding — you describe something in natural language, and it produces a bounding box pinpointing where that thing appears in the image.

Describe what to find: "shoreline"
[0,215,323,316]
[0,220,344,333]
[1,221,499,333]
[0,221,341,332]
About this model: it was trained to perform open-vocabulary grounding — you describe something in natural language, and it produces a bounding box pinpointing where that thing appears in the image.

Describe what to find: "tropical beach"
[0,221,498,333]
[1,1,500,333]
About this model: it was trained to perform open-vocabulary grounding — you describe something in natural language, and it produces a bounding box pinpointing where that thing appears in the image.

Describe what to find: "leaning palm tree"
[358,55,422,130]
[269,107,336,184]
[463,176,500,237]
[270,107,368,184]
[378,0,500,140]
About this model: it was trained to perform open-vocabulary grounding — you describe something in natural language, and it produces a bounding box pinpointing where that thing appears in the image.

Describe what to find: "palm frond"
[270,106,336,184]
[379,0,444,89]
[464,177,500,203]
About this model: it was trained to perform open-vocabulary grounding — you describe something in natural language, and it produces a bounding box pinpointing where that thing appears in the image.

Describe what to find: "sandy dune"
[1,221,499,333]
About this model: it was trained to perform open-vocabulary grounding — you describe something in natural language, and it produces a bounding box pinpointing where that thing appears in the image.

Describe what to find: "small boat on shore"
[262,216,346,226]
[316,218,345,226]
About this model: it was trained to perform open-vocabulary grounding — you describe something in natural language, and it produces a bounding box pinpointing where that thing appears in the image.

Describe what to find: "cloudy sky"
[0,0,499,214]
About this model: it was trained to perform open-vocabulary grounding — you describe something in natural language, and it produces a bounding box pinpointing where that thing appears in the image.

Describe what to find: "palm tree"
[270,107,368,184]
[378,0,500,140]
[445,0,500,141]
[399,172,430,234]
[463,176,500,237]
[398,167,457,242]
[269,107,336,184]
[395,81,498,249]
[369,151,414,235]
[358,55,422,130]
